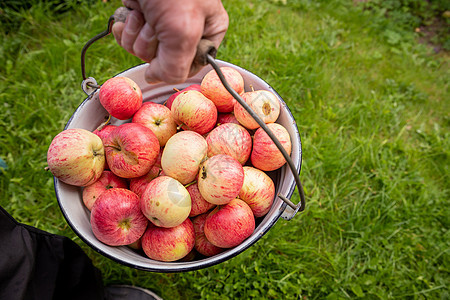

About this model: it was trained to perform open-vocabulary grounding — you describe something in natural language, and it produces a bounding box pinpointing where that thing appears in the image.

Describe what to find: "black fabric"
[0,206,105,300]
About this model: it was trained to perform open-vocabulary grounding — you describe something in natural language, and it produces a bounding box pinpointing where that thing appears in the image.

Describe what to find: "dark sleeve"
[0,206,105,300]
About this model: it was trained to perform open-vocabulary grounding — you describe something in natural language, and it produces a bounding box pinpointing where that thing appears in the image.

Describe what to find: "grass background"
[0,0,449,298]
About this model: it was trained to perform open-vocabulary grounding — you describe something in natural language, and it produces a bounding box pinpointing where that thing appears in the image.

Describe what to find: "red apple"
[99,76,143,120]
[140,176,191,228]
[47,128,105,186]
[239,167,275,218]
[82,170,128,210]
[206,123,252,165]
[192,213,224,257]
[178,249,197,262]
[187,182,215,218]
[141,218,195,262]
[104,123,160,178]
[93,125,117,170]
[201,67,244,113]
[171,90,217,135]
[161,131,207,185]
[90,188,148,246]
[234,90,281,130]
[198,154,244,205]
[128,237,142,250]
[129,164,161,197]
[251,123,292,171]
[204,198,255,248]
[93,124,117,142]
[216,112,239,125]
[165,84,202,110]
[132,102,177,146]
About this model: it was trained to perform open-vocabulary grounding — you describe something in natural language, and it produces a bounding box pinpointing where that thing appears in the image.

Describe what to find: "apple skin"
[198,154,244,205]
[93,124,117,142]
[165,84,202,110]
[161,131,207,185]
[99,76,143,120]
[47,128,105,187]
[129,164,161,197]
[171,90,218,135]
[93,125,117,170]
[206,123,252,165]
[201,67,244,113]
[216,112,239,126]
[90,188,148,246]
[204,198,255,248]
[187,182,215,218]
[140,176,191,228]
[234,90,281,130]
[192,213,224,257]
[141,218,195,262]
[132,102,177,147]
[239,166,275,218]
[251,123,292,171]
[104,123,160,178]
[128,237,142,250]
[82,170,128,211]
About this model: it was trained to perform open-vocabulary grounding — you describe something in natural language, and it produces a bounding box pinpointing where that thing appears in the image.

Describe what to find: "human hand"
[112,0,229,84]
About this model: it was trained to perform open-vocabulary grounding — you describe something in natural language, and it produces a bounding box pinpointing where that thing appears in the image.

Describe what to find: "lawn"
[0,0,448,299]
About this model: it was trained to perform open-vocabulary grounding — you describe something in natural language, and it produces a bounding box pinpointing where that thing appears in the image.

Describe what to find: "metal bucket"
[54,60,304,272]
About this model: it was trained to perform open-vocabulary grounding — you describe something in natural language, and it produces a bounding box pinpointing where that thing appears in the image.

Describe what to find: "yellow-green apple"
[90,188,148,246]
[47,128,105,186]
[140,176,191,228]
[129,165,161,197]
[187,182,215,218]
[132,102,177,146]
[198,154,244,205]
[206,123,252,165]
[82,170,128,210]
[104,123,160,178]
[204,198,255,248]
[161,131,207,185]
[239,167,275,218]
[192,213,224,257]
[234,90,280,130]
[251,123,292,171]
[165,84,202,110]
[171,90,217,135]
[201,67,244,113]
[99,76,143,120]
[216,112,239,126]
[141,218,195,262]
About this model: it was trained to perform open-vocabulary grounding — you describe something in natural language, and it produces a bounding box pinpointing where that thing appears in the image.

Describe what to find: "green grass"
[1,0,449,299]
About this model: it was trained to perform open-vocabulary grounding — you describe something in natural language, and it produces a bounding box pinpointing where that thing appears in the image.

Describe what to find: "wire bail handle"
[80,7,306,220]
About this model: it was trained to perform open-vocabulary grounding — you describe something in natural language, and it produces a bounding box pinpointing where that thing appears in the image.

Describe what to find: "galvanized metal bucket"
[54,12,305,272]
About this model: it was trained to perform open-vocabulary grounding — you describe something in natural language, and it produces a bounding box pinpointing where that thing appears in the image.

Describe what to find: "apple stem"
[173,88,180,92]
[250,84,255,92]
[184,180,197,188]
[96,114,112,131]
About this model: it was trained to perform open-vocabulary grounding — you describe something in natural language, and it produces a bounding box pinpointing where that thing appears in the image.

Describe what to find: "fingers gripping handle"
[81,7,218,93]
[113,7,217,67]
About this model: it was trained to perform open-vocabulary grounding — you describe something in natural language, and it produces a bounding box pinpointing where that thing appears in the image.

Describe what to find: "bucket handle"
[79,8,306,220]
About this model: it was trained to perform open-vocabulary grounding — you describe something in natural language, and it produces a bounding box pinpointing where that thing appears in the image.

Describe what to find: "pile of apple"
[47,66,292,262]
